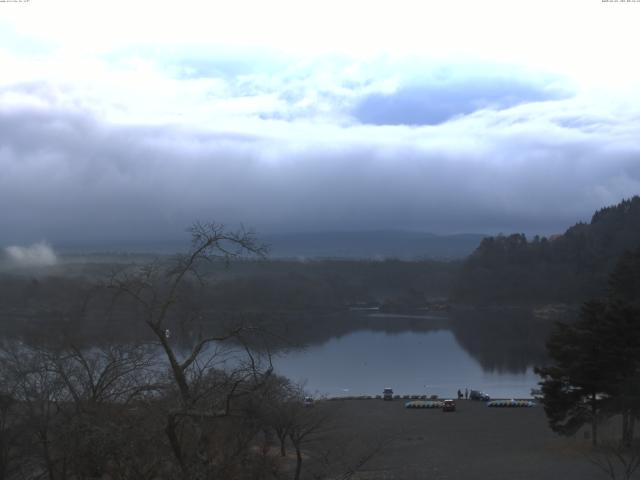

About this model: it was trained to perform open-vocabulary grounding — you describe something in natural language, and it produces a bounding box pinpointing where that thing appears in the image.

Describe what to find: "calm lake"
[3,304,554,401]
[266,309,553,399]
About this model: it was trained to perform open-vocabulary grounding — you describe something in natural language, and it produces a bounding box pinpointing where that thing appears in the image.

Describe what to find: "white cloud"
[0,1,639,244]
[0,88,639,245]
[2,0,639,89]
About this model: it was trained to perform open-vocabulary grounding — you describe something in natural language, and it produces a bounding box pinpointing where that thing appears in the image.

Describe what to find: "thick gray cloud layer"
[2,2,639,252]
[1,82,639,248]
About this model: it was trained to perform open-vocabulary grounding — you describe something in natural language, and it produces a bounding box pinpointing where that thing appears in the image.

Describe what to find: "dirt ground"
[310,399,610,480]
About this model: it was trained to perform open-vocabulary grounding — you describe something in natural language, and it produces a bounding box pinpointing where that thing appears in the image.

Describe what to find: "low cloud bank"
[4,242,58,267]
[1,69,639,246]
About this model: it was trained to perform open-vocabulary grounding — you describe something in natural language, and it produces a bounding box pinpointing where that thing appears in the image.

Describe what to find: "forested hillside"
[454,196,640,304]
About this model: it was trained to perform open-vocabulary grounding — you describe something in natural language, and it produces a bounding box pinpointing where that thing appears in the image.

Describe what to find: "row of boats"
[405,399,536,409]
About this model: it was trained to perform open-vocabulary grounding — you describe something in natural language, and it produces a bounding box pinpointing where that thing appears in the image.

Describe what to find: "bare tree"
[287,400,333,480]
[0,342,72,480]
[268,392,390,480]
[0,221,392,480]
[0,339,164,480]
[260,376,299,458]
[0,370,25,480]
[52,343,160,406]
[108,223,267,405]
[107,222,275,479]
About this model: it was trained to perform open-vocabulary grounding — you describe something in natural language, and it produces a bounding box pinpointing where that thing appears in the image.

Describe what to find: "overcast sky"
[1,0,640,248]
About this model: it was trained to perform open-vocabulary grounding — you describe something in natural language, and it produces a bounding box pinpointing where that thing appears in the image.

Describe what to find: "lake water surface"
[272,329,539,399]
[269,310,549,399]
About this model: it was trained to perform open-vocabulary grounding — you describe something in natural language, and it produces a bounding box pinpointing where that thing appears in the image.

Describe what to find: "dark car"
[383,388,394,401]
[469,390,490,401]
[442,399,456,412]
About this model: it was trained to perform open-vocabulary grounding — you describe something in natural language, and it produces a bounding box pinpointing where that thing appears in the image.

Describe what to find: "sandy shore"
[311,399,605,480]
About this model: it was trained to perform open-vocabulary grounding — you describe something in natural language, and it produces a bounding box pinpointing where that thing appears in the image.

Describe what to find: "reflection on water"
[4,302,560,399]
[449,308,556,374]
[272,328,541,399]
[265,308,564,399]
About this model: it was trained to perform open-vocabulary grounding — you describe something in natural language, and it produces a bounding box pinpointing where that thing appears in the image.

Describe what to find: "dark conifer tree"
[535,301,611,445]
[536,249,640,446]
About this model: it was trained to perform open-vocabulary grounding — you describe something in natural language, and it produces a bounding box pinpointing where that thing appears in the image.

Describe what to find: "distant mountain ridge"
[262,230,486,259]
[49,231,485,259]
[454,196,640,304]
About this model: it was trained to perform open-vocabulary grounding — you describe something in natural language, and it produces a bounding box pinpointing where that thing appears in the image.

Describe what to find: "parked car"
[442,399,456,412]
[383,388,394,401]
[469,390,490,401]
[303,396,314,407]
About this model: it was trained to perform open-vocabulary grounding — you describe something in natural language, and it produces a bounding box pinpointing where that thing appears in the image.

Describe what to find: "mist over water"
[3,242,58,268]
